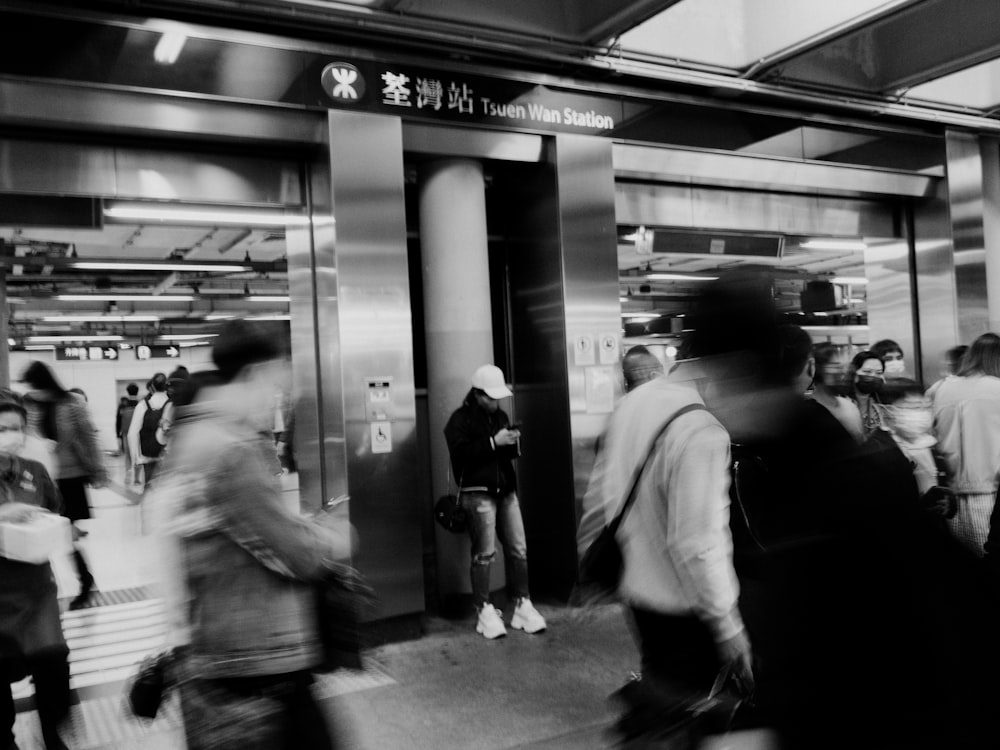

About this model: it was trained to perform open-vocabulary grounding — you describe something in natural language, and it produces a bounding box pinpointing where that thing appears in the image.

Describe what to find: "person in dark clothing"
[732,324,997,749]
[443,364,546,640]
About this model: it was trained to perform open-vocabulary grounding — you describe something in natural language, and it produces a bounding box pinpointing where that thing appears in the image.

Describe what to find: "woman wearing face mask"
[872,339,906,378]
[0,397,72,750]
[932,332,1000,556]
[847,350,886,436]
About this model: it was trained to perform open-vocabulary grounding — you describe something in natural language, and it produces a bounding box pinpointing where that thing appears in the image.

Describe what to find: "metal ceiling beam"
[768,0,1000,95]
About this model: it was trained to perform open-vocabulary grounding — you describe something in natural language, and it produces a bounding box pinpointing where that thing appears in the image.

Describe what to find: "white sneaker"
[511,597,547,634]
[476,604,507,639]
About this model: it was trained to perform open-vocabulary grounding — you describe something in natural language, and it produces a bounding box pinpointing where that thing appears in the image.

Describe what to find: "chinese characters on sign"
[321,61,619,134]
[57,347,119,361]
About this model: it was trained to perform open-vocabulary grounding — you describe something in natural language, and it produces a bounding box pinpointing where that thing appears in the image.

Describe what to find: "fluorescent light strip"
[24,345,56,351]
[645,273,719,282]
[71,262,251,273]
[622,312,659,320]
[829,277,869,286]
[104,205,310,227]
[158,334,219,341]
[800,240,868,251]
[247,296,291,303]
[55,295,196,302]
[204,313,236,321]
[153,31,187,65]
[42,315,160,323]
[247,314,291,321]
[27,335,124,343]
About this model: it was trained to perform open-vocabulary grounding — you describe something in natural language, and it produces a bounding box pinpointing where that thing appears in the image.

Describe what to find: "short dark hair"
[150,373,168,392]
[958,333,1000,377]
[872,339,903,359]
[850,349,884,371]
[0,401,28,425]
[880,378,925,405]
[126,383,139,396]
[212,320,286,382]
[622,345,663,391]
[774,325,814,384]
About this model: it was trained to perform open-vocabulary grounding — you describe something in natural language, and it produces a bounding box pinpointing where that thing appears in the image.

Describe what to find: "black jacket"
[444,390,518,495]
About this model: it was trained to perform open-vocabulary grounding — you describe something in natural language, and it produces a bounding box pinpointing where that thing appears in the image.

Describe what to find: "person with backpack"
[128,372,170,487]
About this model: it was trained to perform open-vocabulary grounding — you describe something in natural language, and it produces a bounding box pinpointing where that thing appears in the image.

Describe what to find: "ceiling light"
[153,30,187,65]
[158,333,219,341]
[204,313,237,321]
[24,345,56,351]
[6,339,13,346]
[178,341,213,348]
[71,261,251,273]
[644,273,719,282]
[104,202,310,227]
[27,335,125,343]
[829,277,869,286]
[800,240,868,251]
[247,314,292,321]
[55,294,197,302]
[42,315,160,323]
[247,295,291,303]
[622,312,659,320]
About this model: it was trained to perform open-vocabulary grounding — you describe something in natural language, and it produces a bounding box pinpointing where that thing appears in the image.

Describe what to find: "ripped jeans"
[460,491,530,609]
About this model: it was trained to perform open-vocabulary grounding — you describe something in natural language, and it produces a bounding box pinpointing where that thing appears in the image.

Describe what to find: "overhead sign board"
[135,345,180,360]
[57,346,119,361]
[315,60,622,135]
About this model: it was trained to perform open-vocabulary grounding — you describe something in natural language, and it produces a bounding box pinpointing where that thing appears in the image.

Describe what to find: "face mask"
[0,431,25,455]
[884,359,905,375]
[890,409,933,440]
[855,375,883,395]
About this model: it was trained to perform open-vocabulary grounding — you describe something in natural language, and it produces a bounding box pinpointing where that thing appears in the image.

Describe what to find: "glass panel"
[618,0,899,70]
[617,226,881,363]
[906,57,1000,111]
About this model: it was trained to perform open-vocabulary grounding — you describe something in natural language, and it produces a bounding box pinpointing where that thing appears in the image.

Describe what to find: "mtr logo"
[321,62,366,103]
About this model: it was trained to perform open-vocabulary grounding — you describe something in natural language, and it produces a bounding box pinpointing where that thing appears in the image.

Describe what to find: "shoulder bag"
[578,403,705,595]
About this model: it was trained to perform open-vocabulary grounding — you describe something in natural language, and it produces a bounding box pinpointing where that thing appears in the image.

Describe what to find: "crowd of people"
[587,275,1000,749]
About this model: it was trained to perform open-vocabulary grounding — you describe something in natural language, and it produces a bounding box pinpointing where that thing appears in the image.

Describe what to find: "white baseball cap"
[471,364,512,399]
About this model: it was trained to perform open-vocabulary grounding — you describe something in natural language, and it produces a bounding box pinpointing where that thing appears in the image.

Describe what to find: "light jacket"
[25,393,106,483]
[932,374,1000,494]
[596,377,743,643]
[157,390,349,679]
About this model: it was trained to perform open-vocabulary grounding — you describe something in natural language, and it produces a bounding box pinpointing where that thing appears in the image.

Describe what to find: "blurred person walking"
[444,364,546,639]
[932,332,1000,556]
[0,398,72,750]
[153,321,353,750]
[19,361,107,610]
[808,342,864,442]
[926,344,968,400]
[588,357,753,744]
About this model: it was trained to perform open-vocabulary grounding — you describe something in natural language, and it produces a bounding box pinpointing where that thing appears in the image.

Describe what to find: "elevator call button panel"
[365,377,394,422]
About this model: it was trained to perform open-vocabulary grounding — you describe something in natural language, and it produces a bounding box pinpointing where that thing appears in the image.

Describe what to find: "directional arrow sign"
[102,347,118,360]
[166,347,179,357]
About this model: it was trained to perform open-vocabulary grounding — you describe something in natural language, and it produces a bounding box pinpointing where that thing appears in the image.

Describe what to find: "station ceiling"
[73,0,1000,126]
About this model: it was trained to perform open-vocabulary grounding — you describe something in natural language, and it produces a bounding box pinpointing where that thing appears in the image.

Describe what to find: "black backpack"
[139,396,166,458]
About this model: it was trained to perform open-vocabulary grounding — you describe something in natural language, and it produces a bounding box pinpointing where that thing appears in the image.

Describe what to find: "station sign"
[315,59,622,135]
[135,345,180,360]
[57,346,120,361]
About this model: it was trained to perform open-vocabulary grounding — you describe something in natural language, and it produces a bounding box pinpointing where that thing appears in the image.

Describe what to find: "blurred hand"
[494,428,520,447]
[716,629,755,697]
[88,476,108,490]
[0,502,40,524]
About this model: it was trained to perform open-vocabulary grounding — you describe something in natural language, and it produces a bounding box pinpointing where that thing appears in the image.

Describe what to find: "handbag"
[434,493,467,534]
[315,562,375,672]
[434,471,467,534]
[578,404,705,595]
[126,648,177,719]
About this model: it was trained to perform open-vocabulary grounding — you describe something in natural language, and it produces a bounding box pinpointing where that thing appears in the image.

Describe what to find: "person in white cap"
[444,364,547,639]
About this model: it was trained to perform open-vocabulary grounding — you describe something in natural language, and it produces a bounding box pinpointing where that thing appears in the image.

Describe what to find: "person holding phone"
[444,364,546,639]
